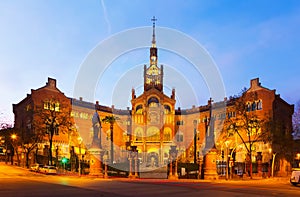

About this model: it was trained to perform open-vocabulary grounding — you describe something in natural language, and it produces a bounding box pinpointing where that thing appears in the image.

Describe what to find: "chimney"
[46,77,56,88]
[250,78,261,88]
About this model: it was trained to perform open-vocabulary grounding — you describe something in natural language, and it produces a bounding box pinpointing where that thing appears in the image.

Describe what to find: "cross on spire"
[151,16,157,26]
[151,16,157,46]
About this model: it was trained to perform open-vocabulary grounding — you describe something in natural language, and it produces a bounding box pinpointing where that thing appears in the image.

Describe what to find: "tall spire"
[151,16,157,47]
[144,16,163,92]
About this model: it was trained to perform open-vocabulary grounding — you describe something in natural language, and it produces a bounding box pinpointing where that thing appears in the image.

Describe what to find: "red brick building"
[12,24,294,177]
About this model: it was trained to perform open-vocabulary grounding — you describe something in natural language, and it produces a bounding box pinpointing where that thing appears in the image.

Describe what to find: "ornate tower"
[144,16,163,92]
[131,17,176,169]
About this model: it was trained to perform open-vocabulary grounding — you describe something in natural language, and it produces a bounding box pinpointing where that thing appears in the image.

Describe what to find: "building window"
[176,120,184,125]
[176,132,184,142]
[44,101,60,112]
[136,104,143,114]
[246,103,251,112]
[135,128,143,141]
[164,128,171,141]
[257,100,262,110]
[25,104,31,111]
[164,132,170,141]
[251,102,256,111]
[148,97,159,107]
[227,111,235,118]
[164,105,171,114]
[147,127,160,141]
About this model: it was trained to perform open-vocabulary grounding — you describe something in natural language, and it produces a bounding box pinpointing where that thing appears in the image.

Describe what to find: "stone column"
[203,146,218,180]
[169,159,172,177]
[128,146,138,179]
[104,152,109,179]
[88,148,104,177]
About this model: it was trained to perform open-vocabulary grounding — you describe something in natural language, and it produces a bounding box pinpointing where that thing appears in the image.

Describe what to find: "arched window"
[246,103,251,112]
[135,128,143,141]
[251,102,257,111]
[148,97,159,107]
[164,127,171,141]
[147,127,160,141]
[164,105,171,114]
[257,100,262,110]
[136,104,143,114]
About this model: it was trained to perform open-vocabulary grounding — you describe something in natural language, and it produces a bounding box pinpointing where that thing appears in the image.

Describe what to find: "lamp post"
[269,148,277,178]
[78,137,82,176]
[224,140,231,180]
[11,134,17,165]
[228,143,239,179]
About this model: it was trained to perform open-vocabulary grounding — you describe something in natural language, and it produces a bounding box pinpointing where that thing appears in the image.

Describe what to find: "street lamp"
[10,134,17,165]
[296,153,300,168]
[11,134,17,141]
[78,137,82,176]
[224,140,231,180]
[269,148,277,178]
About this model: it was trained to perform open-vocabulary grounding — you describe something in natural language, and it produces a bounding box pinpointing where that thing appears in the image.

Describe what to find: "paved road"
[1,163,300,197]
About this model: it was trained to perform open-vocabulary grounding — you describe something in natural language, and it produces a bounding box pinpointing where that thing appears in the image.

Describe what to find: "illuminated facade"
[13,20,294,176]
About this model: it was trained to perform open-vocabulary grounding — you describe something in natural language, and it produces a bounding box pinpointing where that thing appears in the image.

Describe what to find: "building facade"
[12,22,294,176]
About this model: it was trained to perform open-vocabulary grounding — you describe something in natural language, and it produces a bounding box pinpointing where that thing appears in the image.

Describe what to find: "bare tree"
[224,92,271,178]
[0,125,19,165]
[33,99,73,165]
[293,101,300,140]
[20,127,44,168]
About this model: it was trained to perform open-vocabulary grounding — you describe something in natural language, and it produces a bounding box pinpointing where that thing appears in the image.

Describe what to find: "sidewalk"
[55,169,290,184]
[109,175,290,185]
[3,162,290,184]
[215,176,290,184]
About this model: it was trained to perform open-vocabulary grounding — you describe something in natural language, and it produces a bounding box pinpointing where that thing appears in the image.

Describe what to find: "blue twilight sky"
[1,0,300,124]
